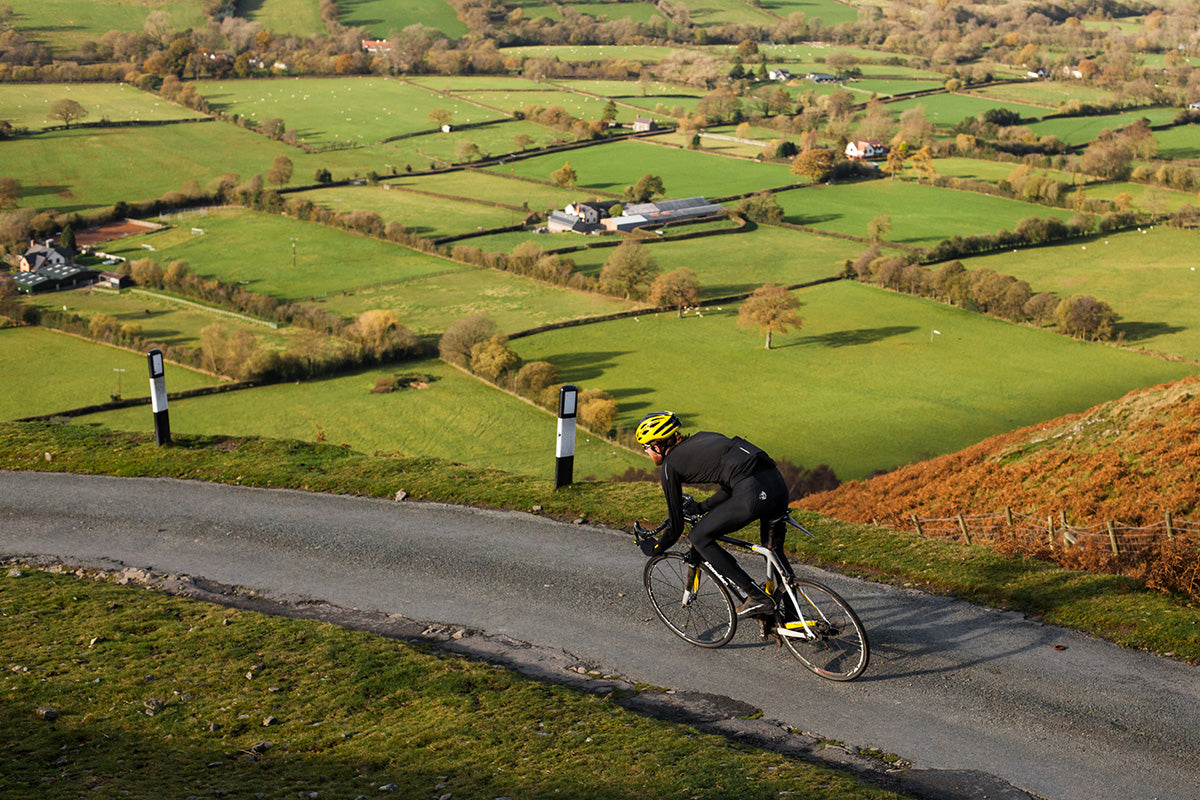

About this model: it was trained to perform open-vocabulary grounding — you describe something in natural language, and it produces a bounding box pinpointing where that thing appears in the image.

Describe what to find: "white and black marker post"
[554,384,578,489]
[147,348,171,446]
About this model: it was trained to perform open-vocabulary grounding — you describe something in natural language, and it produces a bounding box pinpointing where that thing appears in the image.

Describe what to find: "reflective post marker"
[555,384,578,489]
[147,349,171,446]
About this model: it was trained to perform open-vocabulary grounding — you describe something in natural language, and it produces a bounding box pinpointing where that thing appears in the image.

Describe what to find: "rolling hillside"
[798,375,1200,529]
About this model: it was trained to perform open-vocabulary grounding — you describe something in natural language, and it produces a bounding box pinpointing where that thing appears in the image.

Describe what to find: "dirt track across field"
[75,219,165,247]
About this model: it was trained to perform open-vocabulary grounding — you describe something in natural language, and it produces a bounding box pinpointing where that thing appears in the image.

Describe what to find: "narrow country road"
[2,471,1197,800]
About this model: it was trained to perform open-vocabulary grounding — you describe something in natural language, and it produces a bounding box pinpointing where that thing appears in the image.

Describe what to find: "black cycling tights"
[686,470,794,595]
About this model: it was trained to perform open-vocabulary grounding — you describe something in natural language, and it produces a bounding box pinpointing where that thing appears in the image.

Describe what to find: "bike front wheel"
[775,578,869,681]
[643,553,737,648]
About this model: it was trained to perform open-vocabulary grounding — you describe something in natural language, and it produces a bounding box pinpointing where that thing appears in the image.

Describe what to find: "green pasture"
[547,79,702,100]
[76,358,647,479]
[102,209,465,302]
[4,121,400,214]
[485,139,800,199]
[759,44,915,65]
[669,0,797,26]
[507,0,562,21]
[316,264,638,335]
[1080,181,1197,214]
[883,93,1048,130]
[774,179,1077,247]
[498,45,686,62]
[24,286,291,350]
[509,280,1194,479]
[1153,123,1200,160]
[749,0,858,25]
[1026,107,1181,147]
[408,75,552,93]
[392,168,581,211]
[234,0,323,37]
[959,226,1200,362]
[295,185,519,238]
[190,77,505,145]
[571,1,669,23]
[0,327,218,421]
[338,0,468,37]
[560,224,862,294]
[0,83,204,130]
[845,78,944,98]
[7,0,206,50]
[969,81,1116,109]
[615,96,703,119]
[933,157,1081,185]
[360,120,562,171]
[454,90,614,121]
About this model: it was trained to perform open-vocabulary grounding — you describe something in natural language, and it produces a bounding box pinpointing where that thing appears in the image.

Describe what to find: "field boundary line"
[130,289,278,329]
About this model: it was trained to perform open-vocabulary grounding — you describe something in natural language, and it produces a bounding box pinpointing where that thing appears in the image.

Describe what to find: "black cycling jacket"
[658,431,775,549]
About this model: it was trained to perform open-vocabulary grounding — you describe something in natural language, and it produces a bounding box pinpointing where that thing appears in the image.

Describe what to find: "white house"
[845,139,887,160]
[768,68,793,82]
[19,241,74,272]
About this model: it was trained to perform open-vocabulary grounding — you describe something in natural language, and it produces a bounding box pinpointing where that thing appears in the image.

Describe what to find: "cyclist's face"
[643,442,665,466]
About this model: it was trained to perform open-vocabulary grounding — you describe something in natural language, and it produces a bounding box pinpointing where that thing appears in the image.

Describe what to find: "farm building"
[11,263,99,294]
[547,200,622,233]
[601,197,725,233]
[632,117,657,132]
[19,241,75,271]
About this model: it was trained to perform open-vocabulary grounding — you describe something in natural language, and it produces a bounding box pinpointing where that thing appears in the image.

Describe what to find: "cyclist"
[635,411,795,618]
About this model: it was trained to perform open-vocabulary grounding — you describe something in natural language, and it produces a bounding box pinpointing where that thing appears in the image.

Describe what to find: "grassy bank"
[2,566,911,800]
[2,421,1198,663]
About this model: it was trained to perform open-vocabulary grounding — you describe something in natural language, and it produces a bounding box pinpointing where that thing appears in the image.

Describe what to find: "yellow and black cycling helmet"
[636,411,681,445]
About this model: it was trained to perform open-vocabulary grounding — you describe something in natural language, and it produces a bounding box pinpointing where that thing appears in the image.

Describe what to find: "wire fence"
[905,508,1200,556]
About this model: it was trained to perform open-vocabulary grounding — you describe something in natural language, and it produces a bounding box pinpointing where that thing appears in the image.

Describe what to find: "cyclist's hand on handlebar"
[681,493,703,522]
[632,522,661,556]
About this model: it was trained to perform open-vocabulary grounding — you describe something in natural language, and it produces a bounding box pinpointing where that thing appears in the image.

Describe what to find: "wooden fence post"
[1004,506,1013,526]
[957,513,972,544]
[912,515,923,536]
[1106,521,1120,556]
[1165,511,1175,540]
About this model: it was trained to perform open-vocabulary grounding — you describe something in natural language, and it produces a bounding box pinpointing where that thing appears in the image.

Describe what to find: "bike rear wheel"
[775,578,869,681]
[643,553,737,647]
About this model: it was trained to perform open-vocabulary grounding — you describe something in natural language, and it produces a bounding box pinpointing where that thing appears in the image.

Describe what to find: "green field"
[487,139,800,198]
[338,0,467,38]
[969,81,1116,109]
[497,45,687,62]
[774,179,1077,247]
[75,358,647,479]
[393,169,584,211]
[882,93,1050,129]
[234,0,323,37]
[0,327,219,420]
[102,208,466,302]
[0,83,205,130]
[933,157,1081,185]
[1026,107,1181,147]
[1154,124,1200,159]
[190,77,506,145]
[7,0,206,50]
[957,226,1200,361]
[509,280,1195,479]
[1080,181,1198,214]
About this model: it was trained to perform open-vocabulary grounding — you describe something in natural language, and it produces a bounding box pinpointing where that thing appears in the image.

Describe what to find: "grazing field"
[7,0,206,49]
[0,327,218,420]
[0,83,205,130]
[1154,124,1200,159]
[392,169,583,212]
[509,280,1195,479]
[298,184,519,238]
[882,93,1049,129]
[486,139,800,198]
[1079,181,1197,214]
[1026,107,1181,147]
[562,224,861,295]
[968,81,1117,109]
[571,0,669,23]
[191,77,506,144]
[932,157,1081,185]
[234,0,323,36]
[102,209,466,302]
[76,358,647,479]
[957,226,1200,361]
[338,0,468,37]
[496,45,687,62]
[774,179,1077,246]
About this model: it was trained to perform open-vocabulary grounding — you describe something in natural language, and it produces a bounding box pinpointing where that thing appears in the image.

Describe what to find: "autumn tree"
[737,192,784,224]
[867,214,892,243]
[649,268,701,316]
[738,284,803,350]
[513,360,560,404]
[439,312,500,367]
[345,309,419,360]
[0,177,21,211]
[550,161,577,187]
[624,173,664,203]
[469,335,521,383]
[428,108,452,129]
[599,240,659,299]
[1055,295,1117,340]
[47,98,87,129]
[455,139,481,162]
[267,155,293,188]
[791,148,835,182]
[578,388,618,433]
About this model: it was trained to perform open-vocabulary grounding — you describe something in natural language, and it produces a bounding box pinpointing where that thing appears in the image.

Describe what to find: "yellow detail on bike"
[784,620,819,630]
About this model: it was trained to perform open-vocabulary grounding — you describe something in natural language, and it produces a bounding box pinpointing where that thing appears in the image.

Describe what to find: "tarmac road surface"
[2,471,1198,800]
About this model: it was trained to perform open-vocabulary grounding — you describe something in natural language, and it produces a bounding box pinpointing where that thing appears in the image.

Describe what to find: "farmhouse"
[361,39,391,52]
[547,200,621,233]
[845,139,888,160]
[19,240,75,271]
[632,117,657,132]
[806,72,838,83]
[11,263,99,294]
[768,68,793,82]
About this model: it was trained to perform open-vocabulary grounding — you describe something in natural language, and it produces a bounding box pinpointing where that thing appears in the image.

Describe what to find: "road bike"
[634,504,870,681]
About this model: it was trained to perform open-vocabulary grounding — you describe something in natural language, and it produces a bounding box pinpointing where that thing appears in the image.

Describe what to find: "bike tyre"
[776,578,869,681]
[643,553,737,648]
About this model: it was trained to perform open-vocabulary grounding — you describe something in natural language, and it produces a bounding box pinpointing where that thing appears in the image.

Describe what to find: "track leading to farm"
[1,471,1197,800]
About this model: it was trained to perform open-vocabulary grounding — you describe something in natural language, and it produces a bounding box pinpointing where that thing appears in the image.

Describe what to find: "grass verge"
[0,566,907,800]
[2,420,1198,665]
